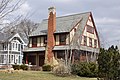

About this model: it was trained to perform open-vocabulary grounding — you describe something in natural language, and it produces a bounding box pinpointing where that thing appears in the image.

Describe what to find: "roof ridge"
[43,12,91,21]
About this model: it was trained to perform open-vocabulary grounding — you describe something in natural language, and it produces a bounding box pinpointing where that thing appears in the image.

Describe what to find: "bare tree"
[16,19,38,40]
[0,0,23,20]
[1,18,38,45]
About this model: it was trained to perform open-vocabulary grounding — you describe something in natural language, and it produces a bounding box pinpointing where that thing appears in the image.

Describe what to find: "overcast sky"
[12,0,120,48]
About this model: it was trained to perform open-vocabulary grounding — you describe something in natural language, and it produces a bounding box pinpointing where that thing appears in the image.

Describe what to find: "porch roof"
[53,45,99,53]
[53,45,70,50]
[23,47,45,52]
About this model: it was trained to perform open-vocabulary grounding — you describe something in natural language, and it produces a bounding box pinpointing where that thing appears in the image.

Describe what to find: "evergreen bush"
[71,62,98,77]
[20,64,28,70]
[42,65,52,71]
[12,65,20,70]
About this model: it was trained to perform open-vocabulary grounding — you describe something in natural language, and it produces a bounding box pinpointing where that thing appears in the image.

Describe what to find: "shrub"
[71,62,98,77]
[42,65,52,71]
[53,65,70,77]
[20,65,28,70]
[88,62,98,77]
[12,65,20,70]
[30,66,42,71]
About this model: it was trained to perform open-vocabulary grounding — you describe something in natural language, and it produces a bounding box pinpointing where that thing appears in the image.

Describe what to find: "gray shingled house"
[0,33,26,67]
[23,7,100,67]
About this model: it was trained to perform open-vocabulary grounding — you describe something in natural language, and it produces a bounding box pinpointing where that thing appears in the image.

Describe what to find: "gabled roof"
[29,12,90,37]
[9,33,26,45]
[0,33,26,45]
[0,32,14,42]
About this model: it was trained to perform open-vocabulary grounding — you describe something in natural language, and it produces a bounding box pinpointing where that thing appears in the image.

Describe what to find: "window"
[82,53,86,56]
[44,36,47,45]
[59,34,66,45]
[89,38,92,47]
[28,55,36,65]
[18,44,21,51]
[12,43,15,50]
[0,55,4,63]
[84,36,87,46]
[3,43,7,50]
[87,25,94,34]
[32,37,37,47]
[10,55,14,64]
[74,28,76,32]
[56,51,65,59]
[16,44,17,48]
[55,35,56,44]
[38,37,41,46]
[74,52,80,60]
[94,39,97,48]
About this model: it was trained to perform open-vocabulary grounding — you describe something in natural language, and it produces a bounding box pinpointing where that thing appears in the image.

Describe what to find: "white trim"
[9,33,26,45]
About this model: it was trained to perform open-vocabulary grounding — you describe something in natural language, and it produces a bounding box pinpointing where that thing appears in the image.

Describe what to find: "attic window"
[87,25,94,34]
[94,39,97,48]
[84,36,87,46]
[88,17,92,22]
[74,28,76,32]
[89,38,92,47]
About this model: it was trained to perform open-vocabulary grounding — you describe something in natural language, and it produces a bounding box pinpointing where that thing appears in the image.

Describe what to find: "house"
[23,7,100,67]
[0,33,26,66]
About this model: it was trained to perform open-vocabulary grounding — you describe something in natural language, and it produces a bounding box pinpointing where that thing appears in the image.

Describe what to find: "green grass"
[0,71,97,80]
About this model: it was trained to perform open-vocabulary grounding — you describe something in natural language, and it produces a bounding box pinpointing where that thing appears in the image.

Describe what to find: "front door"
[39,55,45,66]
[28,55,36,65]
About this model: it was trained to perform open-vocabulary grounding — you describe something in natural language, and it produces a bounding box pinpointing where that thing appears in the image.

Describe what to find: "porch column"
[86,51,88,62]
[90,52,93,62]
[72,53,74,64]
[36,53,39,66]
[7,42,10,66]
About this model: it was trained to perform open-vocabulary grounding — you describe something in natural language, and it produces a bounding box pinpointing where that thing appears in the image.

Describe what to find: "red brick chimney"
[47,7,56,62]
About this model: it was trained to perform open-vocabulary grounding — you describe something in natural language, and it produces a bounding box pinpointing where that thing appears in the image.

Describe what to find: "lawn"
[0,71,97,80]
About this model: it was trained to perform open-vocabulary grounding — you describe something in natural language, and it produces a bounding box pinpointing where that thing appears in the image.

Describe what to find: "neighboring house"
[0,33,26,66]
[23,7,100,67]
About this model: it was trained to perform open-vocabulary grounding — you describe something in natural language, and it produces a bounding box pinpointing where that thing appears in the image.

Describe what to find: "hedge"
[12,64,28,70]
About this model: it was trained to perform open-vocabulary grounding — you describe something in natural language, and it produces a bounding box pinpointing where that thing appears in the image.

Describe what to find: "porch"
[24,52,45,67]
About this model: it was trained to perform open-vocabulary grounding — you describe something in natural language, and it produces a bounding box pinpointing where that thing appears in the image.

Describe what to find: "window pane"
[59,34,66,45]
[94,39,97,48]
[84,36,87,46]
[32,37,37,47]
[44,36,47,45]
[56,51,65,59]
[89,38,92,47]
[87,25,94,34]
[28,55,36,65]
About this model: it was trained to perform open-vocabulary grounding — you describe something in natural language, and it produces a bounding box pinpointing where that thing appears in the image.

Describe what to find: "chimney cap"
[48,6,56,14]
[48,6,56,10]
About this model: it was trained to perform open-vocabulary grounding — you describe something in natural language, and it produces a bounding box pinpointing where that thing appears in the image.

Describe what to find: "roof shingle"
[29,12,90,37]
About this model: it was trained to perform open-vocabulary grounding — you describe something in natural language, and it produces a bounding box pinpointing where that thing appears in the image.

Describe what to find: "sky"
[3,0,120,48]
